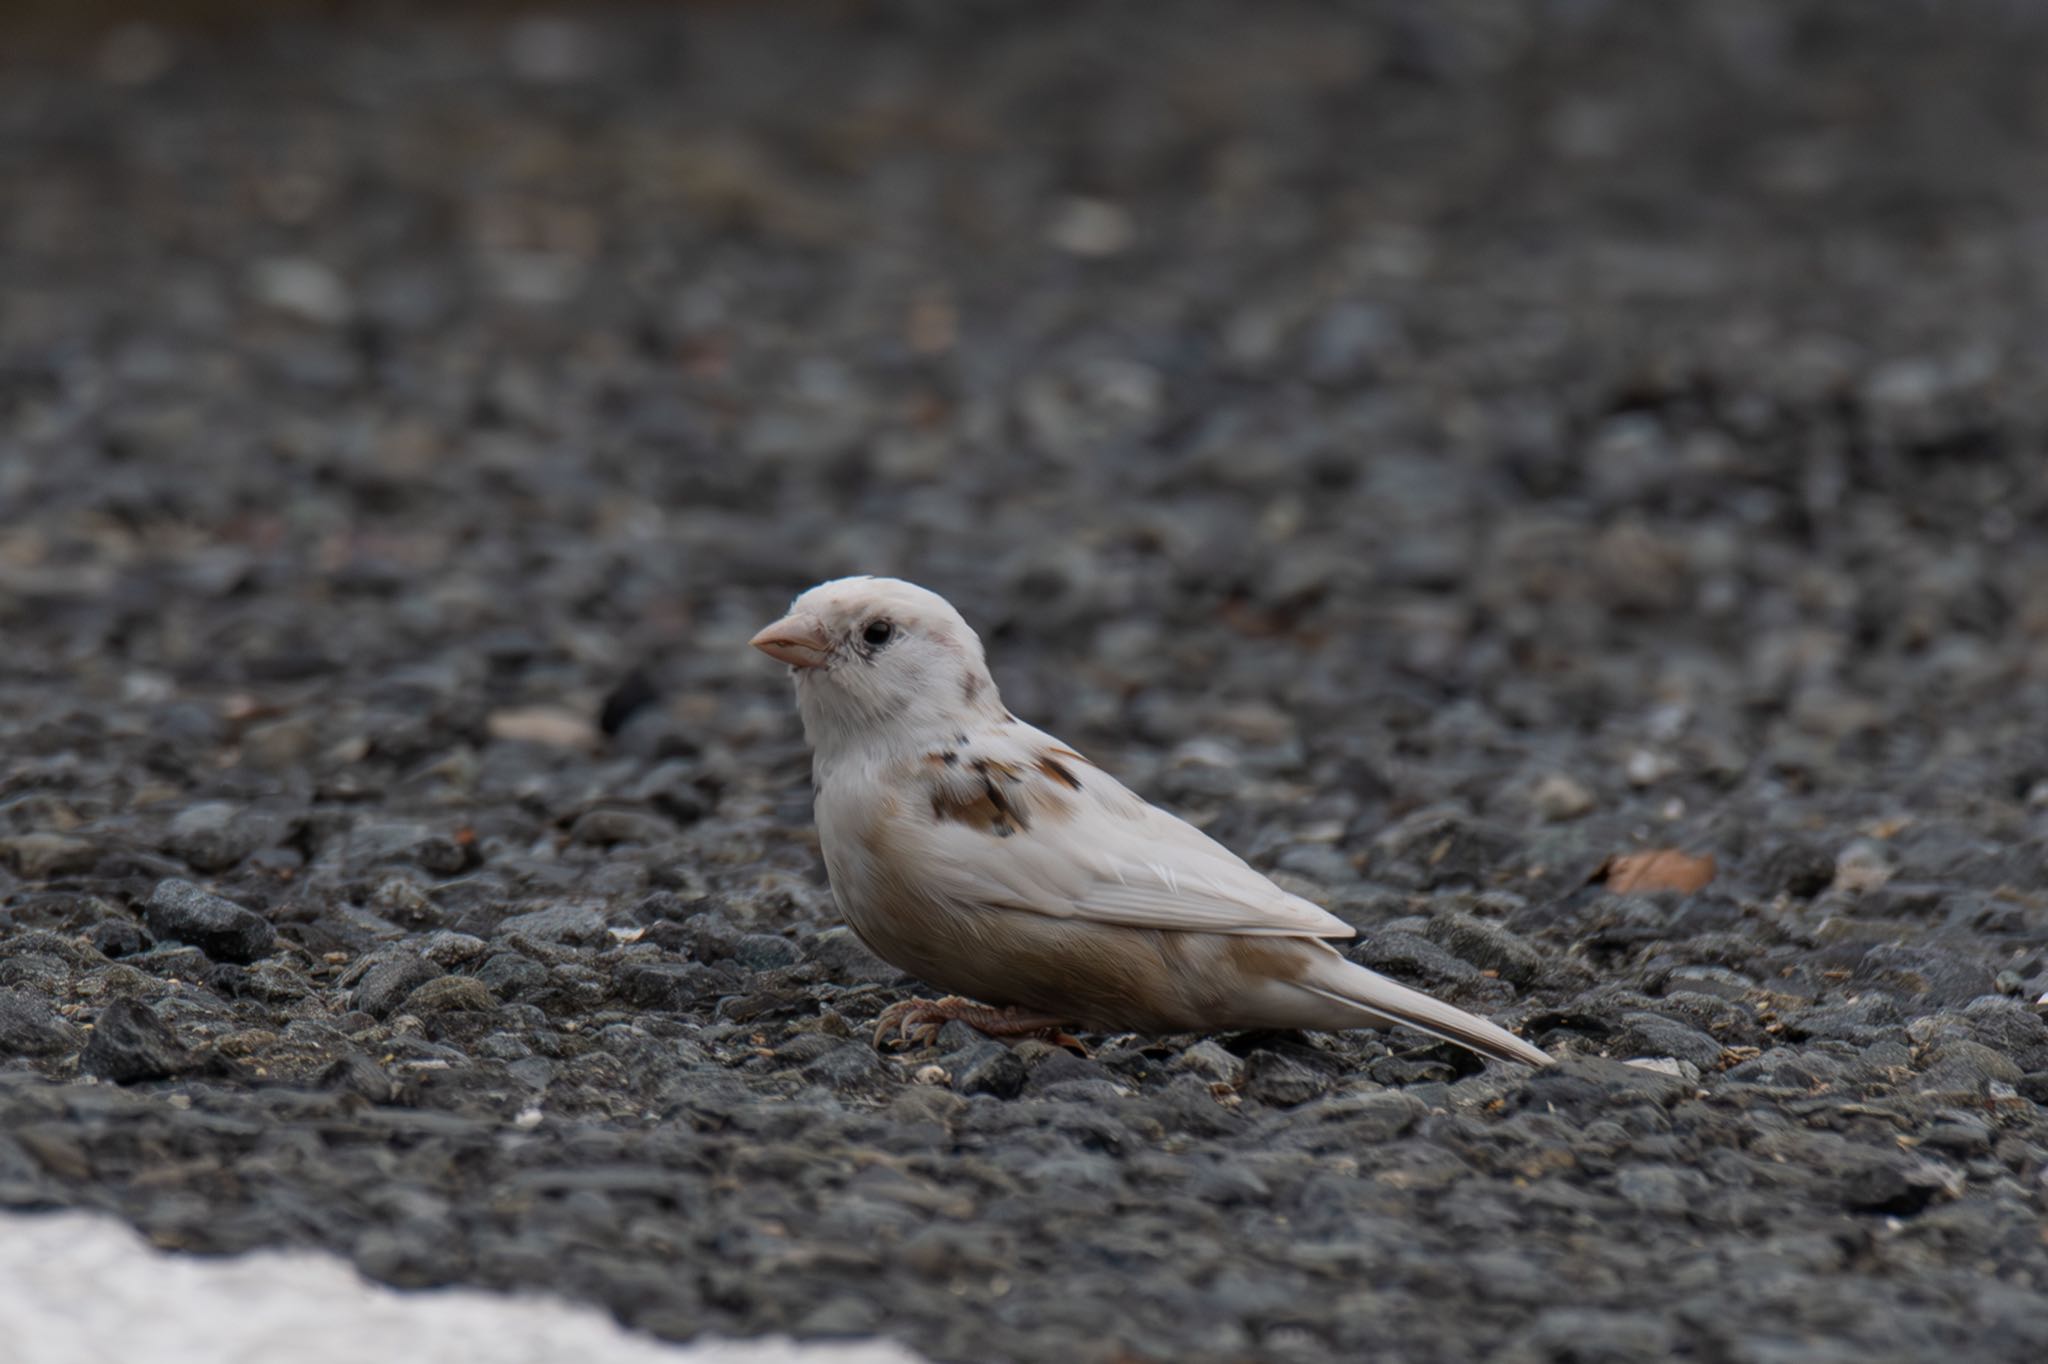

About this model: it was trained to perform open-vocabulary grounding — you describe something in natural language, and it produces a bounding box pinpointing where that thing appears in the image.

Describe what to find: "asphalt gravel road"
[4,3,2048,1362]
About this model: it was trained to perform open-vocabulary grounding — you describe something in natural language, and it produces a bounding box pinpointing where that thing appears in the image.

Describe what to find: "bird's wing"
[890,722,1354,940]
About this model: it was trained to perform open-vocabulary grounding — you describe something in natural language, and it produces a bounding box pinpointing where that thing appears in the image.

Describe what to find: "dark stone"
[1241,1050,1332,1107]
[243,960,314,1002]
[144,880,276,963]
[1612,1012,1727,1068]
[497,905,608,946]
[1913,1039,2022,1094]
[806,927,909,985]
[616,961,728,1011]
[1782,994,1908,1046]
[1368,1054,1462,1087]
[339,820,473,876]
[633,891,702,924]
[623,760,713,825]
[1137,1076,1246,1138]
[1424,912,1544,985]
[1840,1157,1959,1215]
[130,946,212,983]
[81,998,195,1082]
[1857,945,1997,1009]
[1920,1115,1993,1157]
[1350,930,1483,986]
[351,954,443,1019]
[1953,997,2048,1072]
[86,918,153,959]
[730,933,802,971]
[670,909,744,963]
[1364,811,1524,890]
[1289,1090,1425,1143]
[946,1041,1027,1099]
[0,988,81,1057]
[769,1031,843,1066]
[1025,1051,1116,1094]
[598,666,662,737]
[318,1054,398,1102]
[1513,1057,1690,1119]
[1757,840,1838,899]
[801,1041,889,1088]
[1614,1164,1709,1216]
[477,952,550,1001]
[931,1020,983,1052]
[411,834,472,877]
[164,802,279,873]
[400,976,497,1014]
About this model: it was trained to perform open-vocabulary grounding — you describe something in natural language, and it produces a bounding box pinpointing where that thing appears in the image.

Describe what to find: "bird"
[750,576,1552,1068]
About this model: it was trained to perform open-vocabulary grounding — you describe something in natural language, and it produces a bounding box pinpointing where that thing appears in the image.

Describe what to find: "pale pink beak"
[750,614,833,669]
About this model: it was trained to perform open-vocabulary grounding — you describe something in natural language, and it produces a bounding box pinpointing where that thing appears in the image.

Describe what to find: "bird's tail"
[1298,948,1552,1067]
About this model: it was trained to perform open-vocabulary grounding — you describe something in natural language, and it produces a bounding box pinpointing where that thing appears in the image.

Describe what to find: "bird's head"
[751,576,1003,755]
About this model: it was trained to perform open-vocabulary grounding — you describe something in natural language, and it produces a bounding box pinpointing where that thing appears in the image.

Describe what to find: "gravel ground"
[5,3,2048,1361]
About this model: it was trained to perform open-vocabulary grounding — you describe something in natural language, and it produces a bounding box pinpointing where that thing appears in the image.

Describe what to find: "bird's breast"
[814,777,919,931]
[814,773,1007,998]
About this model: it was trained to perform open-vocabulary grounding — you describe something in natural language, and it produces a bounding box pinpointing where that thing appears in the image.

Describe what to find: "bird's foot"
[872,996,1088,1054]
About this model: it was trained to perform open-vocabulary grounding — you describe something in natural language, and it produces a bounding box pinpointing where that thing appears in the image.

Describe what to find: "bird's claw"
[871,996,1088,1054]
[873,997,955,1049]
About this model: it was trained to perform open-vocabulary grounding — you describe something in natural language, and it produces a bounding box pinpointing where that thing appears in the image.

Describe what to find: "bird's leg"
[872,996,1089,1054]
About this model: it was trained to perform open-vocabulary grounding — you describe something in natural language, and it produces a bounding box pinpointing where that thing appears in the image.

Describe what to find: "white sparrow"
[751,576,1551,1067]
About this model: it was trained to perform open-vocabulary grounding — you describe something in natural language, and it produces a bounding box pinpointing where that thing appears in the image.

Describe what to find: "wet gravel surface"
[7,3,2048,1360]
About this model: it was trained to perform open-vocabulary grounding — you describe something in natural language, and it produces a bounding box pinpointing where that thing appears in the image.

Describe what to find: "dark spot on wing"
[926,750,959,767]
[963,673,984,705]
[1036,755,1083,790]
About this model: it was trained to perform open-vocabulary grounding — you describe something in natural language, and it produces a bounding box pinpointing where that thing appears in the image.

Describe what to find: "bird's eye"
[863,620,895,648]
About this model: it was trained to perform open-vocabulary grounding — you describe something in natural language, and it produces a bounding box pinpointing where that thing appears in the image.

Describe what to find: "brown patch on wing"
[927,758,1027,837]
[923,753,1078,837]
[962,673,984,705]
[930,775,1023,837]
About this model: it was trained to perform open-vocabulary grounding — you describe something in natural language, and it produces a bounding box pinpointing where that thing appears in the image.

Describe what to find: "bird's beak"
[750,614,833,669]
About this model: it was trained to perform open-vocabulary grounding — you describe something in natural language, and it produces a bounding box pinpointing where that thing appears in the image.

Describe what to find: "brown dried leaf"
[1601,849,1717,895]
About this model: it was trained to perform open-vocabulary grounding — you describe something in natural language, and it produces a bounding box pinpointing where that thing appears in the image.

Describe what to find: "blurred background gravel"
[4,3,2048,1362]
